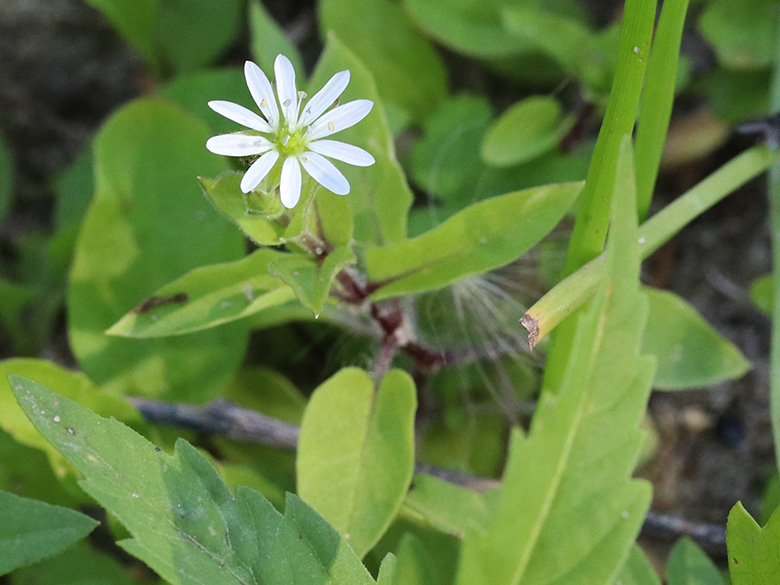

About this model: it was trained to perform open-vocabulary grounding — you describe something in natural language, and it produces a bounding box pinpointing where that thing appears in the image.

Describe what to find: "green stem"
[561,0,657,277]
[635,0,691,220]
[524,146,778,348]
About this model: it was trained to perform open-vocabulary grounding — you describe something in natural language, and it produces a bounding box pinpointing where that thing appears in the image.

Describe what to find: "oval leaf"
[643,288,750,390]
[67,98,248,402]
[481,96,574,167]
[297,368,417,558]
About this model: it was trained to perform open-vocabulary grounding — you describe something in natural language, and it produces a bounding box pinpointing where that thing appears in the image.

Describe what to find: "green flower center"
[276,125,308,157]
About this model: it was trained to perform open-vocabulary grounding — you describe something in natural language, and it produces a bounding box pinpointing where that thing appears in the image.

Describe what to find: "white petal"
[308,140,375,167]
[298,70,350,127]
[307,99,374,140]
[207,100,273,133]
[300,151,350,195]
[206,134,273,157]
[274,54,300,128]
[240,150,280,193]
[244,61,279,127]
[280,156,302,208]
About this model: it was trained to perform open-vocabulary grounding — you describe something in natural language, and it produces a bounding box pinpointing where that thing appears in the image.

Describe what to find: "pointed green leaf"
[728,502,780,584]
[10,375,378,585]
[107,249,297,337]
[643,288,750,390]
[319,0,447,122]
[268,247,355,316]
[0,359,141,489]
[297,368,417,558]
[394,533,445,585]
[200,173,286,246]
[401,474,495,538]
[456,139,654,585]
[366,182,582,300]
[377,554,398,585]
[248,0,304,76]
[68,98,247,401]
[309,34,413,246]
[615,546,663,585]
[750,274,772,316]
[481,96,574,167]
[667,537,725,585]
[0,490,98,575]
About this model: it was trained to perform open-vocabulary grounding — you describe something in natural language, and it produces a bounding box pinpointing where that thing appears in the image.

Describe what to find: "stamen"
[261,98,267,108]
[328,122,336,132]
[283,99,292,107]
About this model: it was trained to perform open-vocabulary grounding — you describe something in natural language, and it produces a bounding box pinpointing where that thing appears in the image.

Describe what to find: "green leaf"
[501,7,592,77]
[0,358,141,490]
[320,0,447,122]
[667,537,725,585]
[366,181,582,300]
[455,139,654,585]
[160,68,249,135]
[309,34,413,246]
[728,502,780,584]
[0,490,98,575]
[68,98,247,402]
[394,533,444,585]
[403,0,535,58]
[199,173,287,246]
[0,430,76,507]
[10,375,380,585]
[642,288,750,390]
[377,554,398,585]
[83,0,158,70]
[11,542,138,585]
[107,249,297,337]
[614,546,662,585]
[751,274,772,316]
[268,246,355,316]
[315,190,355,248]
[408,95,493,204]
[481,96,574,167]
[0,132,13,223]
[248,0,303,77]
[699,0,779,70]
[156,0,243,73]
[53,146,93,233]
[401,474,495,538]
[222,366,307,425]
[297,368,417,559]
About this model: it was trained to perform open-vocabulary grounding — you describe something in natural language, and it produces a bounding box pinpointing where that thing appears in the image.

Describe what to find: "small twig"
[128,397,300,450]
[130,396,729,557]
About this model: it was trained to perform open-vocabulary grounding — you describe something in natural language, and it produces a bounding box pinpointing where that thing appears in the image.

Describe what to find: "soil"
[0,0,776,571]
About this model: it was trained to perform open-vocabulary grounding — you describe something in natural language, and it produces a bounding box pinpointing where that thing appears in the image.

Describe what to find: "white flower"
[206,55,376,209]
